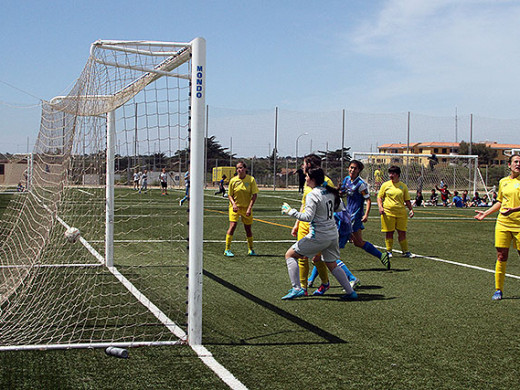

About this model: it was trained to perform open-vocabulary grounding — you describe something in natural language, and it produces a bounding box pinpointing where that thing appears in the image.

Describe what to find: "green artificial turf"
[1,188,519,389]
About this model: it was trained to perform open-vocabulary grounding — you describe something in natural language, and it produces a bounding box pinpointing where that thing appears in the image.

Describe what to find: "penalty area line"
[374,245,520,280]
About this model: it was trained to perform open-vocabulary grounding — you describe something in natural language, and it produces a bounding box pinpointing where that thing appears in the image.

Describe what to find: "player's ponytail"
[307,167,341,210]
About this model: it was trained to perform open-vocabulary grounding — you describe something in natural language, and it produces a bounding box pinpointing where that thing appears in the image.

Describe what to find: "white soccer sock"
[286,257,301,290]
[331,266,353,294]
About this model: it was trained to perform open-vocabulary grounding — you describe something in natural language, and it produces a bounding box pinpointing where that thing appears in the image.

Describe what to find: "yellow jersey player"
[224,161,259,257]
[377,165,414,258]
[475,154,520,300]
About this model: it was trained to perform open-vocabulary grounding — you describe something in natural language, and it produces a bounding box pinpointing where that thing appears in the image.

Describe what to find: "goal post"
[187,37,205,346]
[352,152,488,197]
[0,38,205,350]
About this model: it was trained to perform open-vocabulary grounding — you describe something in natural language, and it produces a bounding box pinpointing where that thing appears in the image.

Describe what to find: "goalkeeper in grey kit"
[280,167,358,300]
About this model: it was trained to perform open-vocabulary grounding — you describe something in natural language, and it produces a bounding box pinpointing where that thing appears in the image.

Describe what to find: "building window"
[434,148,438,153]
[442,148,447,153]
[0,164,4,175]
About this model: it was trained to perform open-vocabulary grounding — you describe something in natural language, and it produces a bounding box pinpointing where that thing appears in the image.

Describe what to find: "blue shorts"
[351,217,365,233]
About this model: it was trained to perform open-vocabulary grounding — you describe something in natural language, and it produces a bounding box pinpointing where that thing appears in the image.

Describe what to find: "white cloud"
[342,0,520,117]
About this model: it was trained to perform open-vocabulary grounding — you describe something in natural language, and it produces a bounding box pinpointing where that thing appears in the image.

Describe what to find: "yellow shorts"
[381,214,408,232]
[297,223,310,240]
[495,227,520,250]
[229,207,253,225]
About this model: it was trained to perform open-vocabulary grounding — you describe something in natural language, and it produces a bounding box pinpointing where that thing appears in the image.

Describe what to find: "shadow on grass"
[355,267,411,273]
[311,285,393,302]
[503,296,520,300]
[203,269,346,345]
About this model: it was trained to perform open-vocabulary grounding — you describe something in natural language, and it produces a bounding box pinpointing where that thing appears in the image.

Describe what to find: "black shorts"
[161,181,167,188]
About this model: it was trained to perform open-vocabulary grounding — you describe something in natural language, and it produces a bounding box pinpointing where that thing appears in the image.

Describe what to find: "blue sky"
[1,0,519,155]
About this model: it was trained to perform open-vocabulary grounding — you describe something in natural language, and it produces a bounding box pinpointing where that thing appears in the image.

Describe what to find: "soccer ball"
[64,227,81,243]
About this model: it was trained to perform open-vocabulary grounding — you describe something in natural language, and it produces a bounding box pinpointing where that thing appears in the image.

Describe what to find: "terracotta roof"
[379,141,520,149]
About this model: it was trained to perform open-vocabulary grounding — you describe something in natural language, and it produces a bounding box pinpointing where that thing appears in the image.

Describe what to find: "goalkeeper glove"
[281,202,292,215]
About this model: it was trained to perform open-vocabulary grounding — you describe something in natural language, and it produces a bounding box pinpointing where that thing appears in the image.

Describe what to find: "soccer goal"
[352,152,488,196]
[504,149,520,157]
[0,38,205,350]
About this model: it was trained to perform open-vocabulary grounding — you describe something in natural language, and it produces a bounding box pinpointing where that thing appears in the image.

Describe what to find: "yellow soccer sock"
[225,234,233,251]
[315,260,329,285]
[385,238,394,252]
[298,258,309,289]
[399,239,409,253]
[247,236,254,251]
[495,260,507,291]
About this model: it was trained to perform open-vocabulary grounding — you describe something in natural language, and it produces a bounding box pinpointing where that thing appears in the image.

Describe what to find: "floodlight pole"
[341,109,345,180]
[273,107,278,191]
[106,110,115,267]
[187,37,206,346]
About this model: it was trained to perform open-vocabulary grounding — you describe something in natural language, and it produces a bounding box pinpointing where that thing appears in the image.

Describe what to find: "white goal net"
[0,38,205,350]
[352,152,489,197]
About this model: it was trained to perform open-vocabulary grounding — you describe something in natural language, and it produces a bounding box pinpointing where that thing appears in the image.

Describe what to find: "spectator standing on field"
[160,168,168,195]
[133,169,140,190]
[296,168,306,193]
[139,169,148,194]
[215,175,227,197]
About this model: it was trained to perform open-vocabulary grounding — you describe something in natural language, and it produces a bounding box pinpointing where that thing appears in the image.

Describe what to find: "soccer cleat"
[312,282,330,296]
[179,199,183,206]
[492,290,503,301]
[341,291,359,301]
[247,249,258,256]
[380,252,391,270]
[288,288,307,296]
[349,277,361,290]
[224,250,235,257]
[402,252,413,258]
[282,288,306,300]
[386,251,393,259]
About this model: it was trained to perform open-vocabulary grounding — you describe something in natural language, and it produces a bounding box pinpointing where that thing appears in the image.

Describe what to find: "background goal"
[352,152,489,198]
[0,38,205,350]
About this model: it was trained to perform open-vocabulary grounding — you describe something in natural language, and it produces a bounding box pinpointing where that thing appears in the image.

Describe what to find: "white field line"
[107,265,187,341]
[374,245,520,281]
[89,239,296,244]
[32,193,248,389]
[0,263,103,269]
[77,188,95,196]
[191,345,248,390]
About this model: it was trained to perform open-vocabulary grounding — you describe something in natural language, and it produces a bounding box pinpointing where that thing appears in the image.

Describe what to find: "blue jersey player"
[340,160,390,270]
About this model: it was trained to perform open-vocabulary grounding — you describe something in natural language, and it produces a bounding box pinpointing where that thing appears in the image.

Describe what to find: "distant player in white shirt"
[133,169,140,191]
[139,169,148,194]
[281,167,358,300]
[159,168,168,195]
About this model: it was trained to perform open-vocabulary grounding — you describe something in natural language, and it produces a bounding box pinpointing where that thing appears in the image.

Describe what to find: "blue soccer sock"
[363,241,383,259]
[336,260,355,281]
[308,265,319,284]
